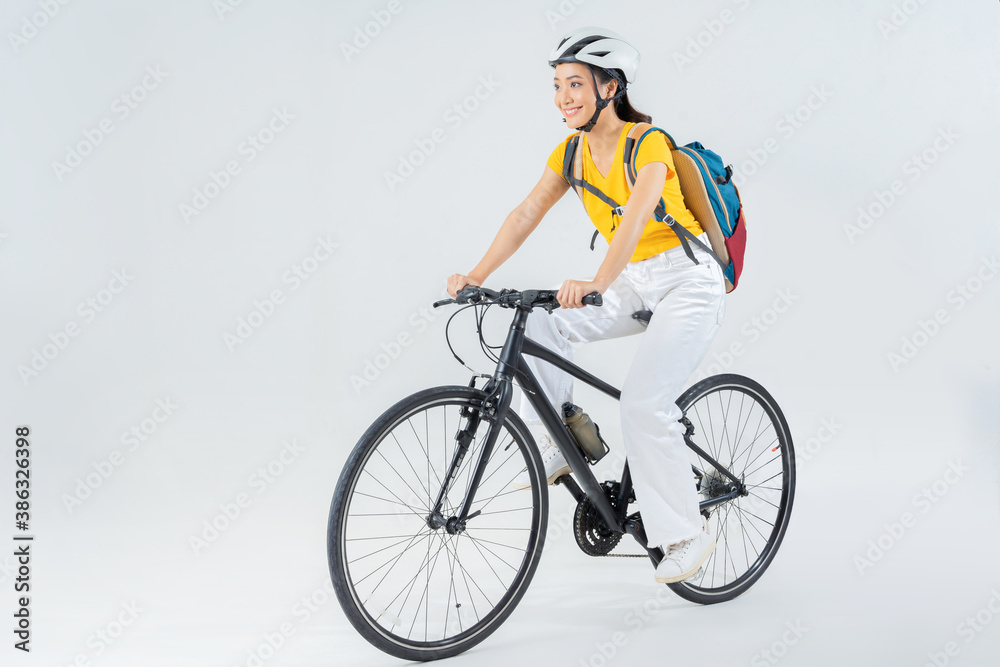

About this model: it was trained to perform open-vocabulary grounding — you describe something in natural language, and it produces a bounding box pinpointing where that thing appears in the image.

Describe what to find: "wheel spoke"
[743,451,781,480]
[462,534,522,572]
[333,391,545,654]
[669,378,793,600]
[354,527,433,589]
[390,430,434,504]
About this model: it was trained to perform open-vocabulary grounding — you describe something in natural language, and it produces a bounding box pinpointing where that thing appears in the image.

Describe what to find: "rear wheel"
[328,385,548,661]
[667,374,795,604]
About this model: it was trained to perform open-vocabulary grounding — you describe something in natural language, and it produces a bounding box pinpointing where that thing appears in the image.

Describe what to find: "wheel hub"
[425,511,467,535]
[699,469,736,499]
[445,516,466,535]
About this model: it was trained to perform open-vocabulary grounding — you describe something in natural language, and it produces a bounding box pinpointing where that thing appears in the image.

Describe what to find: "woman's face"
[553,62,614,129]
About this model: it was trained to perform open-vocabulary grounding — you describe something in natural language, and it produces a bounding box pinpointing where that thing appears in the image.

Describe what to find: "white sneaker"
[654,518,715,583]
[512,432,571,490]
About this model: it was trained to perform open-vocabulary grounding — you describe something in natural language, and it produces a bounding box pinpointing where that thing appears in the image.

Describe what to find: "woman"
[446,27,725,583]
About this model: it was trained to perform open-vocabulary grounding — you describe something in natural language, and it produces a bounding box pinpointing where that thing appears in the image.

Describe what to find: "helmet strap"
[566,66,625,132]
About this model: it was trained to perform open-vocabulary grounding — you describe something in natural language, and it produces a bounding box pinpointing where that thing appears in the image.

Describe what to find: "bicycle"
[327,285,795,661]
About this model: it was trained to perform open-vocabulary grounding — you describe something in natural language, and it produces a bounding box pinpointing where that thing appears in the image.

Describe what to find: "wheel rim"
[676,379,793,595]
[335,395,543,650]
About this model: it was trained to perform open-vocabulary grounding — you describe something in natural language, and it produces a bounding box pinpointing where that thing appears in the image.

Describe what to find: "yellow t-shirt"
[546,122,703,263]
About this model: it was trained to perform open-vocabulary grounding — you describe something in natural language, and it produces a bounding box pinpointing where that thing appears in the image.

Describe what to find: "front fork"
[426,374,511,534]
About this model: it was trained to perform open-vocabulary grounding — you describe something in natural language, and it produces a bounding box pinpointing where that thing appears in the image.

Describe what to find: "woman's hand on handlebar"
[447,273,483,298]
[556,279,608,309]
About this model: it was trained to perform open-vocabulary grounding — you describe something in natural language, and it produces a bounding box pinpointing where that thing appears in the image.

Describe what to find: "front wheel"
[668,374,796,604]
[328,385,548,661]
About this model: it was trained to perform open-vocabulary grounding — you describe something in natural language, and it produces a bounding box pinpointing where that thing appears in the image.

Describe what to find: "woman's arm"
[595,161,667,286]
[447,166,569,297]
[556,161,667,308]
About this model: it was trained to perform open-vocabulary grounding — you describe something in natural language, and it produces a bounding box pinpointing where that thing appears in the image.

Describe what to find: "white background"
[1,1,998,665]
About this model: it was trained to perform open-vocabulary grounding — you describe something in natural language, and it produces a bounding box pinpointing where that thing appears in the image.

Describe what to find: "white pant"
[518,233,726,548]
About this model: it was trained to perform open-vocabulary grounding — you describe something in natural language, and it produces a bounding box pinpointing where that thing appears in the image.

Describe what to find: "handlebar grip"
[582,292,603,307]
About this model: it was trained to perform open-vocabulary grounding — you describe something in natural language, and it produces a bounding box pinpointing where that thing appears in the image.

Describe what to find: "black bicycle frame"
[441,302,741,564]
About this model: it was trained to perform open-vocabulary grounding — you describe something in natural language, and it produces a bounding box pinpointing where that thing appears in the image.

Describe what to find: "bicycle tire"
[667,373,795,604]
[328,385,548,661]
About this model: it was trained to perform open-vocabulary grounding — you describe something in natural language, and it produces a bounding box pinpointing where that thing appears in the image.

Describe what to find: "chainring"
[573,481,627,556]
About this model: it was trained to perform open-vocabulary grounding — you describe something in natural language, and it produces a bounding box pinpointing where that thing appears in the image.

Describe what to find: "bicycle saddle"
[632,309,653,325]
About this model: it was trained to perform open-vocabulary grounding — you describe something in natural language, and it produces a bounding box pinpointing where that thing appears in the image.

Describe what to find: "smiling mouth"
[563,106,582,117]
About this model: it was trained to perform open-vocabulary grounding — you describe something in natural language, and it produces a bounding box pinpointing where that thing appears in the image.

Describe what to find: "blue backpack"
[562,122,746,292]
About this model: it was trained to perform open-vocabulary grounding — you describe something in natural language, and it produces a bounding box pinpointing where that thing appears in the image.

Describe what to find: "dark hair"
[592,66,652,124]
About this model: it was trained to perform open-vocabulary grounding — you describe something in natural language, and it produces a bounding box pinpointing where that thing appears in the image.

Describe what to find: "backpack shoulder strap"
[624,123,679,187]
[561,132,586,202]
[623,125,725,270]
[573,132,585,196]
[622,123,647,188]
[561,130,632,252]
[622,123,667,221]
[559,131,624,212]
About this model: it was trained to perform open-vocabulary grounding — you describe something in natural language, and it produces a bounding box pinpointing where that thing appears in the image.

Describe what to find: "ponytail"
[592,67,652,124]
[613,91,652,124]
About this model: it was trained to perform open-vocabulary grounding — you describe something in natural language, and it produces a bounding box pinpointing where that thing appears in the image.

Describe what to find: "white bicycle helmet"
[549,27,641,132]
[548,26,640,84]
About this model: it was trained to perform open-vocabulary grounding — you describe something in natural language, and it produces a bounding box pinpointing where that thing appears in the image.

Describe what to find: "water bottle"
[561,402,609,463]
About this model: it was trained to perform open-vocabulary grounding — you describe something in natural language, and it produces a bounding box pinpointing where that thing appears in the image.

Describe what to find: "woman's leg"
[619,241,726,548]
[517,272,648,429]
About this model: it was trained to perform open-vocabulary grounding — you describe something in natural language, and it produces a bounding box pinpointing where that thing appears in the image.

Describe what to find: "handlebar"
[434,285,603,312]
